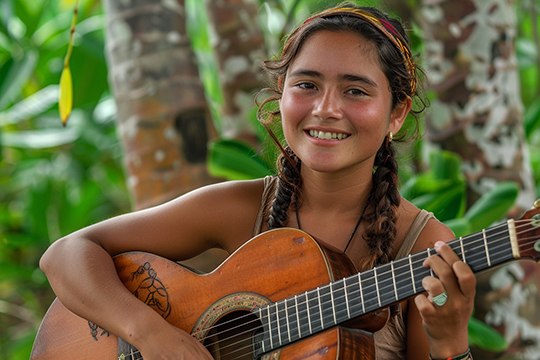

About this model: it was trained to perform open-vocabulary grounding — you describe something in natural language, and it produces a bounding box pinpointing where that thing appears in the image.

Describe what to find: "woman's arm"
[406,218,476,360]
[40,179,264,359]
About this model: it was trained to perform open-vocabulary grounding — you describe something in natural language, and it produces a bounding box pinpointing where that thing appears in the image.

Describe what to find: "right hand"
[137,326,214,360]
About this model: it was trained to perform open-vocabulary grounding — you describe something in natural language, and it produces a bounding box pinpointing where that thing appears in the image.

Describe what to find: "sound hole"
[203,311,262,360]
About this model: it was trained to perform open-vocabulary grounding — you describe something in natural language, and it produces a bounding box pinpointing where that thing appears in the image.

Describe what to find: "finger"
[423,253,461,295]
[453,261,476,299]
[434,241,461,266]
[414,294,437,317]
[422,276,445,298]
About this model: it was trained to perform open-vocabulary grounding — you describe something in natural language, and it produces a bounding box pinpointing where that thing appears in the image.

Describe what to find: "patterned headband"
[282,7,417,96]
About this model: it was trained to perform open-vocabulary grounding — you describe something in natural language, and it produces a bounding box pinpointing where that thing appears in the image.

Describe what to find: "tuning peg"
[534,199,540,209]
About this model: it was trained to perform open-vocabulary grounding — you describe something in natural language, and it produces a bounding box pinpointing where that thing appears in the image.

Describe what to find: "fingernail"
[434,241,445,251]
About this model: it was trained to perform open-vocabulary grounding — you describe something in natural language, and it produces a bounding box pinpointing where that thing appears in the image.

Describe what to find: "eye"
[296,82,317,90]
[345,88,367,96]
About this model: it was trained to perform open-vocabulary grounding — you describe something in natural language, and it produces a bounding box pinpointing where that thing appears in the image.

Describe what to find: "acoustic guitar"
[30,202,540,360]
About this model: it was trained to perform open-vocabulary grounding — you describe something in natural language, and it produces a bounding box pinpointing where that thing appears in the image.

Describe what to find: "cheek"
[280,93,310,134]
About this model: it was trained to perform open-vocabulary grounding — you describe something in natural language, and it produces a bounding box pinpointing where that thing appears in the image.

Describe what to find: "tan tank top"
[253,176,434,359]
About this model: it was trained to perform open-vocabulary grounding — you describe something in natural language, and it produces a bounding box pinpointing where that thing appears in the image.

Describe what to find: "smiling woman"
[37,2,476,360]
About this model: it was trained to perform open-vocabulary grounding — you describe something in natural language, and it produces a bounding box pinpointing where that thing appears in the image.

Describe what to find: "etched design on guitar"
[194,292,270,360]
[88,321,109,341]
[131,261,171,319]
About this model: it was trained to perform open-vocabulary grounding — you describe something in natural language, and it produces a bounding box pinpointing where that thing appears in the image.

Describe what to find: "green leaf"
[208,139,273,180]
[444,217,472,238]
[430,150,462,181]
[0,48,39,112]
[468,316,508,351]
[464,181,519,231]
[1,127,80,148]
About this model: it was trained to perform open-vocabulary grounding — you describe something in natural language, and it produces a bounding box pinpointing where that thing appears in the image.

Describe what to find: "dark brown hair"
[258,2,426,270]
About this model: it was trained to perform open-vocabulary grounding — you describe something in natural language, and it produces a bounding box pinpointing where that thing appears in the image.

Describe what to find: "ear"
[388,97,413,135]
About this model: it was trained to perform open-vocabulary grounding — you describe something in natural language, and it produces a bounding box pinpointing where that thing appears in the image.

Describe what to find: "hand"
[414,241,476,359]
[137,326,214,360]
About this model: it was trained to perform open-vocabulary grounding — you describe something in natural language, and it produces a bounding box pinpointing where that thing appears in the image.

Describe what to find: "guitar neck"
[255,220,517,355]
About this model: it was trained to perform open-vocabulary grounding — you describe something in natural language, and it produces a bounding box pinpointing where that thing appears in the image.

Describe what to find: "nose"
[312,89,343,120]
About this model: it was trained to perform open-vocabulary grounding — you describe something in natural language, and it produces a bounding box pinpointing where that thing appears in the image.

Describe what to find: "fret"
[484,225,514,267]
[483,229,491,267]
[343,277,351,319]
[459,237,466,263]
[305,291,312,335]
[275,300,289,346]
[275,302,281,345]
[357,272,365,313]
[426,247,434,276]
[374,263,395,307]
[307,289,323,333]
[297,292,310,337]
[391,261,398,300]
[393,257,415,300]
[317,285,334,329]
[345,275,362,317]
[317,287,324,329]
[359,269,378,312]
[331,279,348,325]
[374,268,381,307]
[295,295,301,339]
[330,282,336,324]
[267,305,274,349]
[258,307,267,353]
[408,255,416,293]
[411,251,431,293]
[284,298,291,343]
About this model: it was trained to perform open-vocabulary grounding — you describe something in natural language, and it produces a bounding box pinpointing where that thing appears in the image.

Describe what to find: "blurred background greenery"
[0,0,539,359]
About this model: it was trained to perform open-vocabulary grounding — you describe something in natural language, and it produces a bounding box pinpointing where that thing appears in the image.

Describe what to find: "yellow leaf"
[59,65,73,126]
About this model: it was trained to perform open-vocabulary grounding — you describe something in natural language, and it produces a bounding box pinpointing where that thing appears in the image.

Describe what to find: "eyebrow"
[288,69,378,88]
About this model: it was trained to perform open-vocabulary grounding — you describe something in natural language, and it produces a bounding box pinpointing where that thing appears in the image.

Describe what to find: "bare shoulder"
[398,199,455,254]
[79,178,267,261]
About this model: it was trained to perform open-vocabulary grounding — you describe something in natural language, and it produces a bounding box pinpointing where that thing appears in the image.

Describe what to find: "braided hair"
[257,3,424,269]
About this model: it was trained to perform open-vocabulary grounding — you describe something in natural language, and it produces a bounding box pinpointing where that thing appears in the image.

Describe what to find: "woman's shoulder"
[398,199,455,254]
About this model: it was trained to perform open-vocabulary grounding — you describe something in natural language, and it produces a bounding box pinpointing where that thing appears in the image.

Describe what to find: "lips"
[308,129,349,140]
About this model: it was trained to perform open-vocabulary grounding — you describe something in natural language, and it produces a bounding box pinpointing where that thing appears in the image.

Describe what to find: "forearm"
[40,236,168,348]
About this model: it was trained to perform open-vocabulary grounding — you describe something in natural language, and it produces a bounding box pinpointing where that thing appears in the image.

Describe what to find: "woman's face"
[280,30,410,176]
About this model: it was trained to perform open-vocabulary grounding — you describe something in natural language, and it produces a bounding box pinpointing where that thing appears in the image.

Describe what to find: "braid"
[268,147,302,229]
[360,140,400,270]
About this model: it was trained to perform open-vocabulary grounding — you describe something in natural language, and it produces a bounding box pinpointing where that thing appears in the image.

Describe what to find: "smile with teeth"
[308,129,349,140]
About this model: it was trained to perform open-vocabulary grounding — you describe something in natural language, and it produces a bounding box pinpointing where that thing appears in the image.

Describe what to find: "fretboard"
[254,221,516,355]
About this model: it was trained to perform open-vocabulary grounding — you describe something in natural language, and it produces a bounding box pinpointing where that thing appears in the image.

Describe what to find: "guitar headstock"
[515,199,540,263]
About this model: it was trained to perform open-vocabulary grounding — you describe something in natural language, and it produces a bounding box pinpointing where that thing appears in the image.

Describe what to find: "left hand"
[414,240,476,358]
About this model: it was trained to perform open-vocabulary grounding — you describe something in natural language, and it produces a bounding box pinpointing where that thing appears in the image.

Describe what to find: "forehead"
[287,30,383,77]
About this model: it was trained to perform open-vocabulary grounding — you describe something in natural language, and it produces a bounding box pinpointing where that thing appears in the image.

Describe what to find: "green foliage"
[0,1,130,359]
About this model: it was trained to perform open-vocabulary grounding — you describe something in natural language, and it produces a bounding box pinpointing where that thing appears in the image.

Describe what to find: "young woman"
[40,3,476,360]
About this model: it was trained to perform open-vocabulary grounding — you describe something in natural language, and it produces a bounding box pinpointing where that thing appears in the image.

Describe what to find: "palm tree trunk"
[421,0,535,214]
[103,0,221,210]
[203,0,266,146]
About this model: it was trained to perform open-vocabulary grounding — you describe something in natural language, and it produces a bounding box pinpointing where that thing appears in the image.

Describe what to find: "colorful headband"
[281,7,417,95]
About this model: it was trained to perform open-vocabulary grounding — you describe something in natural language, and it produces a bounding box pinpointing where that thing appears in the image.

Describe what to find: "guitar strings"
[196,220,514,340]
[195,220,531,352]
[200,221,540,360]
[114,220,540,360]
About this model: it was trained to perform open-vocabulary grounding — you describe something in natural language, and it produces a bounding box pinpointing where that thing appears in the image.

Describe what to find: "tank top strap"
[253,176,278,236]
[395,209,434,259]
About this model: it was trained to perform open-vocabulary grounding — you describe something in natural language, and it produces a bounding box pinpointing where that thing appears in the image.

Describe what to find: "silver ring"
[432,291,448,306]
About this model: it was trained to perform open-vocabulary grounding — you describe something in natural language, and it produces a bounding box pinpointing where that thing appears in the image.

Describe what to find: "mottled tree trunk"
[103,0,221,210]
[421,0,535,214]
[203,0,266,146]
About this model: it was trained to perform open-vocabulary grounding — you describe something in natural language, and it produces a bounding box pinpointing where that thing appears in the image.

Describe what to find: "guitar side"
[31,228,388,359]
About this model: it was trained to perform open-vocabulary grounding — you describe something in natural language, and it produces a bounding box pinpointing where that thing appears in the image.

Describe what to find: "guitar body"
[31,228,388,359]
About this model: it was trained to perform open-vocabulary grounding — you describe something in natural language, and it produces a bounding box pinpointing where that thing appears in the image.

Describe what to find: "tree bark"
[421,0,535,214]
[103,0,221,210]
[203,0,267,146]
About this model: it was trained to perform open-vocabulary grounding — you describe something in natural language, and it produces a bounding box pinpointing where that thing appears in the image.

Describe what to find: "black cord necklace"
[295,202,368,253]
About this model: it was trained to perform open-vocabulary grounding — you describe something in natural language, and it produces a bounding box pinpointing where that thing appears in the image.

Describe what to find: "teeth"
[309,130,349,140]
